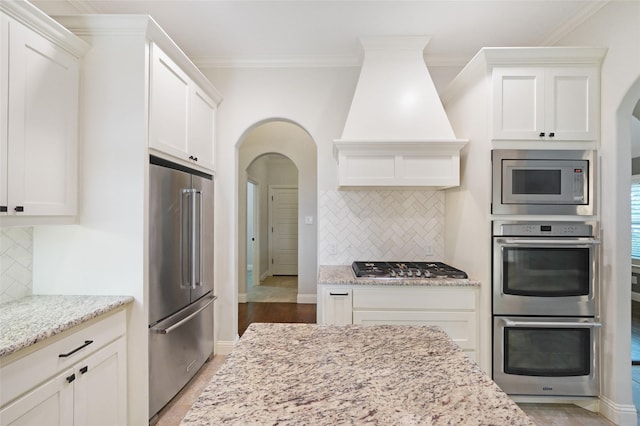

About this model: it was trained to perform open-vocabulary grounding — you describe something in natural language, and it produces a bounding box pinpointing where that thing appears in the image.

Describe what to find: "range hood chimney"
[334,36,467,188]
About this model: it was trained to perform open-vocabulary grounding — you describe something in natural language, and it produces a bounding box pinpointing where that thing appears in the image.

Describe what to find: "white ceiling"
[32,0,610,68]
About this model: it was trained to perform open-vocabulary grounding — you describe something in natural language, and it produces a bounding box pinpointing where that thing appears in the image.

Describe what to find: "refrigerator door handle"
[182,188,199,289]
[152,296,216,335]
[194,189,203,287]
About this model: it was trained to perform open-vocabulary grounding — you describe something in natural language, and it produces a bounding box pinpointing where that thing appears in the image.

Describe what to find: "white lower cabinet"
[318,285,479,359]
[0,311,127,426]
[318,286,353,326]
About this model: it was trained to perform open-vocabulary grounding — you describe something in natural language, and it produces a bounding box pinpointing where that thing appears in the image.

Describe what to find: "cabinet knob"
[188,155,198,162]
[539,132,545,137]
[66,373,76,383]
[80,366,89,375]
[0,206,6,213]
[14,206,24,212]
[549,132,555,137]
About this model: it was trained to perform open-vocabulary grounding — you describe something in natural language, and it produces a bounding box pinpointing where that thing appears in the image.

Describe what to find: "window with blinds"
[632,176,640,261]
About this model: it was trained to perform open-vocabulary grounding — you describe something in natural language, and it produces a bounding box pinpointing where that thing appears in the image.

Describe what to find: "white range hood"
[334,36,467,188]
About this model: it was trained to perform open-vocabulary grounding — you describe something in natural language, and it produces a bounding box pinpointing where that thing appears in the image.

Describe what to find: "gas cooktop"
[352,261,468,279]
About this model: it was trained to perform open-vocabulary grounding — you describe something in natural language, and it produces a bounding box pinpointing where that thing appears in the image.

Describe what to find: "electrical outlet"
[425,245,433,256]
[328,243,337,255]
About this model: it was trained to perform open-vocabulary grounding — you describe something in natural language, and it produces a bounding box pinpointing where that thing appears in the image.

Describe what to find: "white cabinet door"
[188,86,216,171]
[492,67,545,140]
[492,66,599,141]
[0,369,74,426]
[545,67,599,141]
[149,44,190,161]
[149,43,217,172]
[74,337,127,426]
[319,287,352,325]
[4,17,79,216]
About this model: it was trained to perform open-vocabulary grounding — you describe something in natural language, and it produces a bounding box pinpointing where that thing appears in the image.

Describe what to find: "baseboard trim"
[297,293,317,304]
[599,395,638,426]
[238,292,247,303]
[260,271,269,281]
[216,337,238,356]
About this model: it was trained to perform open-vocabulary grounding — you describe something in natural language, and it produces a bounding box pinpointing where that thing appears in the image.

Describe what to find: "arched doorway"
[242,153,299,303]
[236,120,318,332]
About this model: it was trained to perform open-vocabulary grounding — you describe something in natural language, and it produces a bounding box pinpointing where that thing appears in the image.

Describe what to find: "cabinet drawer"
[353,287,477,310]
[352,310,477,350]
[0,309,126,407]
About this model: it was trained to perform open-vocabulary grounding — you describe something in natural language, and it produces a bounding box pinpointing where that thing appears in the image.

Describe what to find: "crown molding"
[541,0,611,46]
[193,52,469,69]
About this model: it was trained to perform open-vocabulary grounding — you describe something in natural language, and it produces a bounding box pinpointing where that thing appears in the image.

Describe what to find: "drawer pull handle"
[80,366,89,374]
[66,373,76,383]
[59,340,94,358]
[329,292,349,296]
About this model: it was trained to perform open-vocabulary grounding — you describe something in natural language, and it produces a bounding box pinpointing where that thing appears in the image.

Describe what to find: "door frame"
[268,185,298,276]
[247,179,259,289]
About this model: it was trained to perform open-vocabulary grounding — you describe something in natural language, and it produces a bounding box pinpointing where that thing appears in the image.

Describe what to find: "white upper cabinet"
[0,4,87,219]
[492,66,599,141]
[149,43,217,172]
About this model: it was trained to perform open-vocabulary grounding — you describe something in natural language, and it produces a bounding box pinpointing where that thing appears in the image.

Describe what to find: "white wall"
[554,2,640,424]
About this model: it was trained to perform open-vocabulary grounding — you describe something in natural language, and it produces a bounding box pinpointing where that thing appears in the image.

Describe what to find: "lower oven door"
[493,316,601,396]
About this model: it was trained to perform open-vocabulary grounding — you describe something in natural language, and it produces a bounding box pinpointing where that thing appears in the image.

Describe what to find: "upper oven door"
[493,236,598,316]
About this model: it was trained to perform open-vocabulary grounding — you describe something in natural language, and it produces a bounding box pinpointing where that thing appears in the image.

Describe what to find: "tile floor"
[153,284,640,425]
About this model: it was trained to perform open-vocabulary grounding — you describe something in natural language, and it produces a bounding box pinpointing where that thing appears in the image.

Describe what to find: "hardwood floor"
[238,302,316,336]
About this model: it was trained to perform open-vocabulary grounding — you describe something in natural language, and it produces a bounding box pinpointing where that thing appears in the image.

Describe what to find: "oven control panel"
[495,222,593,237]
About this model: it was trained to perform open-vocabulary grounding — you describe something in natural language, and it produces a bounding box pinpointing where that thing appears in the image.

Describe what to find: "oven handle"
[503,319,602,328]
[496,238,600,246]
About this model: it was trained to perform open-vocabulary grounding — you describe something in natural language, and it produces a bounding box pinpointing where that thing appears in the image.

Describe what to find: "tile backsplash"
[319,190,444,264]
[0,227,33,303]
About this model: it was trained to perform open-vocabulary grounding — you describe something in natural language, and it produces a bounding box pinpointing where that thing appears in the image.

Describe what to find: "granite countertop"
[182,323,534,425]
[318,265,480,287]
[0,295,134,358]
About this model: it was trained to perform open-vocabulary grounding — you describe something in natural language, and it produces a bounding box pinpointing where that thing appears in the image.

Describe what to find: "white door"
[269,186,298,275]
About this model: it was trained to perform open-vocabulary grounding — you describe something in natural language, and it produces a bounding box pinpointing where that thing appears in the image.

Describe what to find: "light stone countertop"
[318,264,481,287]
[0,295,134,358]
[182,323,534,425]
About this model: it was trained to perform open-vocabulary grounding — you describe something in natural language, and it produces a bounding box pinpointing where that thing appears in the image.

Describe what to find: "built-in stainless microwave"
[492,149,595,215]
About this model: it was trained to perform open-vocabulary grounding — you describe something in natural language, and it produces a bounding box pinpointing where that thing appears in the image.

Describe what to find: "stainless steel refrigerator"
[148,157,215,420]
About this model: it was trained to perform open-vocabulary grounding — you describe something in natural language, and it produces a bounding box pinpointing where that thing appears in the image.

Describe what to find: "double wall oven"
[491,220,601,397]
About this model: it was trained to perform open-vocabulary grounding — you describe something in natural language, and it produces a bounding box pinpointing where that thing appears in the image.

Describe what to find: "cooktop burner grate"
[352,261,468,279]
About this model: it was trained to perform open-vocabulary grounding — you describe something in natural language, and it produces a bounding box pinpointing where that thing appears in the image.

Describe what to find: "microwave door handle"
[496,238,600,246]
[503,319,602,328]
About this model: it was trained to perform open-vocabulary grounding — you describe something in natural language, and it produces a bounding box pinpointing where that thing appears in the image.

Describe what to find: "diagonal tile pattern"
[0,227,33,304]
[319,190,444,264]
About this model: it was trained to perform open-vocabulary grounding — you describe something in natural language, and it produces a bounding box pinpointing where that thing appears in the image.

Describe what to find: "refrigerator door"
[190,174,214,303]
[149,163,192,325]
[149,294,215,418]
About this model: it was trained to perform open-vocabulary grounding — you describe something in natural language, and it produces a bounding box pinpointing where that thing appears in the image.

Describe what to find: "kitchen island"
[182,323,533,425]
